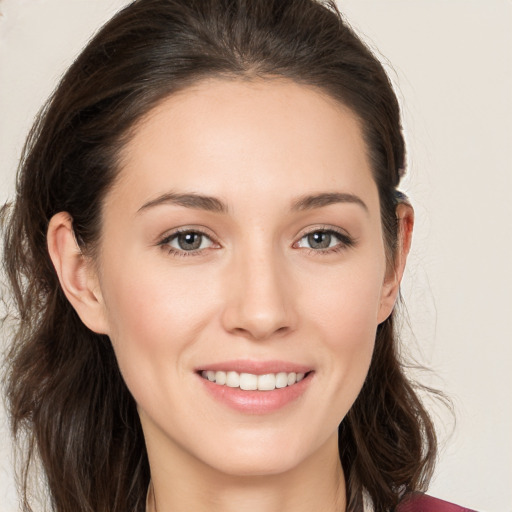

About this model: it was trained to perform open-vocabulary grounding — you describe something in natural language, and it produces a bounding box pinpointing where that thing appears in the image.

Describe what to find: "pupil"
[308,232,331,249]
[178,233,202,250]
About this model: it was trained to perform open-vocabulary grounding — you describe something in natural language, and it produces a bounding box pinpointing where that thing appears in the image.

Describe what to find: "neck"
[144,427,346,512]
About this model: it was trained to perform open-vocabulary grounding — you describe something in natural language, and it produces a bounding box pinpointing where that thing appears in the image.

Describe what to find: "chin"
[206,451,304,478]
[196,427,333,478]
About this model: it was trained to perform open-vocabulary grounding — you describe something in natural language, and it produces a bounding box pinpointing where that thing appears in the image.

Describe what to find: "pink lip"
[195,360,314,414]
[195,359,312,375]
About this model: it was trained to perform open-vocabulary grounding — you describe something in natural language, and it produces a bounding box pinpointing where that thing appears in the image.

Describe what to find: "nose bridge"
[222,236,295,340]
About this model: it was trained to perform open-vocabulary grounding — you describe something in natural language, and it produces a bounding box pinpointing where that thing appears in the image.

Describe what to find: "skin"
[48,78,413,512]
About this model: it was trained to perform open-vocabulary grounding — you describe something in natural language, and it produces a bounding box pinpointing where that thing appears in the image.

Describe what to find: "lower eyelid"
[165,246,208,257]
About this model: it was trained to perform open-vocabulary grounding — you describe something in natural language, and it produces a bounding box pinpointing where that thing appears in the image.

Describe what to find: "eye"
[159,229,217,255]
[295,229,354,252]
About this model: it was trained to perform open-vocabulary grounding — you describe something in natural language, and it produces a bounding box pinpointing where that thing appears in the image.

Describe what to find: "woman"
[1,0,475,511]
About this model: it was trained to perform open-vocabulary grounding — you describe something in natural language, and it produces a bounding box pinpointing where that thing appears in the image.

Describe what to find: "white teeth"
[239,373,258,390]
[257,373,276,391]
[201,370,307,391]
[215,371,227,385]
[275,372,288,388]
[226,371,240,388]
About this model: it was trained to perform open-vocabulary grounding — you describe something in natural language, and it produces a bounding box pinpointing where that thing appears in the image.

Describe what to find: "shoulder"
[396,493,478,512]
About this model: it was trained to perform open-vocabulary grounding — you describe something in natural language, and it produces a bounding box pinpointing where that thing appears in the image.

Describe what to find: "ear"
[377,203,414,324]
[47,212,110,335]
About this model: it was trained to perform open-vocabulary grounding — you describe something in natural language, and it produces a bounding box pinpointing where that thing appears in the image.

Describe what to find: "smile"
[200,370,306,391]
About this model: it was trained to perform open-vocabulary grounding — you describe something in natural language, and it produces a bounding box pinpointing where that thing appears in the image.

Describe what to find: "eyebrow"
[137,191,368,215]
[137,192,228,214]
[291,192,368,213]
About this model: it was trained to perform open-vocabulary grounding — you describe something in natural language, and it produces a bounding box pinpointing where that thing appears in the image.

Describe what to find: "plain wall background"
[1,1,511,511]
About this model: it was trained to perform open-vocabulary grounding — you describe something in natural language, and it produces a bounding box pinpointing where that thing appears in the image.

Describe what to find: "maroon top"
[397,494,477,512]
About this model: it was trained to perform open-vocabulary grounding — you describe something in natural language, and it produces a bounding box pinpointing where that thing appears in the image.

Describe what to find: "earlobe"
[377,203,414,323]
[47,212,110,335]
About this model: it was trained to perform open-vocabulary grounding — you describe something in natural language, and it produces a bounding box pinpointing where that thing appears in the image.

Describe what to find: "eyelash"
[294,227,356,256]
[158,228,219,257]
[158,227,356,258]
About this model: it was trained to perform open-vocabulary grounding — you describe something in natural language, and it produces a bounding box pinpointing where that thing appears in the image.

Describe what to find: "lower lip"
[198,373,313,414]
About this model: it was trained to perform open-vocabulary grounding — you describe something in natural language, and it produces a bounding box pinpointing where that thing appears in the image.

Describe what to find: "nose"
[221,248,297,341]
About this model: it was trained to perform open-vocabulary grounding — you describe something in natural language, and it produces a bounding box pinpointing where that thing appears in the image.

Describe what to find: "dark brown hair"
[1,1,437,511]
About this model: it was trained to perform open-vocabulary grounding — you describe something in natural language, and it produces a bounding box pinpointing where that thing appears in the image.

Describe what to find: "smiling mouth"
[200,370,309,391]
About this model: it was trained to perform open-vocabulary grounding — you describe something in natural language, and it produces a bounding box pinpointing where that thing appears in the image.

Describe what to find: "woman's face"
[87,79,400,477]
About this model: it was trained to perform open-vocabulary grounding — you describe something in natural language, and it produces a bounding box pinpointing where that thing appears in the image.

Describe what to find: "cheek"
[304,259,384,337]
[99,259,220,398]
[300,258,384,403]
[104,256,216,337]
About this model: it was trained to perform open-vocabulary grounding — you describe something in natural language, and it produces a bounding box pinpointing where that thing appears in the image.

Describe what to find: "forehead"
[114,78,377,213]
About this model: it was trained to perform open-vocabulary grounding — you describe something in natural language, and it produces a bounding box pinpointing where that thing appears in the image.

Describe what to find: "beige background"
[1,1,511,511]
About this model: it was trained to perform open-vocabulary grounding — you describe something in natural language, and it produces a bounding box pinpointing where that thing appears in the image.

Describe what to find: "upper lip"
[195,359,313,375]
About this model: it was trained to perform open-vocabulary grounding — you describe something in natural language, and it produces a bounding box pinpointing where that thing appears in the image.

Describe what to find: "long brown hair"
[2,1,438,511]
